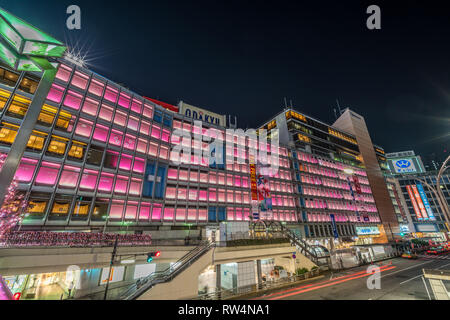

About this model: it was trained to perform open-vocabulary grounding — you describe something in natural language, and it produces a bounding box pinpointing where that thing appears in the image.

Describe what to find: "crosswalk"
[416,253,450,260]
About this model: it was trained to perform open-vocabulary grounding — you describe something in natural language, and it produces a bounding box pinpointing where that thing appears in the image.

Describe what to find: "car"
[401,252,417,259]
[426,248,442,255]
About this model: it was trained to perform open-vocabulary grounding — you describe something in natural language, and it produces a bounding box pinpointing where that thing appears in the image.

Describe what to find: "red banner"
[352,175,362,194]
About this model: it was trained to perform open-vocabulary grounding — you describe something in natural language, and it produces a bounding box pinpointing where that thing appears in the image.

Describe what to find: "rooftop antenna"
[290,99,293,108]
[336,99,342,116]
[284,97,288,109]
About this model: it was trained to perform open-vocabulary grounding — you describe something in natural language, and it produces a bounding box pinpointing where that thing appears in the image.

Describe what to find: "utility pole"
[104,234,119,300]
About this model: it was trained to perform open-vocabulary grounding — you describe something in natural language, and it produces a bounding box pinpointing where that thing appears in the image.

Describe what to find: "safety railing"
[121,240,215,300]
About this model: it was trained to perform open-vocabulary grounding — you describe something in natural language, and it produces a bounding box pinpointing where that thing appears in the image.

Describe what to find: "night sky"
[2,0,449,161]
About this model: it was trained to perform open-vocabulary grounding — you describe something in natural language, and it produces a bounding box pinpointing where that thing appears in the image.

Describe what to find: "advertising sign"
[352,175,362,194]
[256,165,273,220]
[406,185,423,220]
[249,155,259,220]
[416,183,435,220]
[179,101,226,127]
[411,185,429,220]
[330,214,339,239]
[391,158,417,174]
[355,226,380,235]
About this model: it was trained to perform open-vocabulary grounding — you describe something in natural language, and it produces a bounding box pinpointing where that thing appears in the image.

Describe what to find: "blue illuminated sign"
[416,183,435,220]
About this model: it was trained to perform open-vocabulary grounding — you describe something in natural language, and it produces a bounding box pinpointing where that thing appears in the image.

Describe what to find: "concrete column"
[256,260,262,289]
[215,264,221,299]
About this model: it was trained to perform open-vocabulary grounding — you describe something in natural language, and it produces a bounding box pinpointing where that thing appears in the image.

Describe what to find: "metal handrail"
[121,241,214,300]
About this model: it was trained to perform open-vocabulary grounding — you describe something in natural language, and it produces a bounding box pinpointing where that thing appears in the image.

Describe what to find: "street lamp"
[436,155,450,223]
[0,8,66,208]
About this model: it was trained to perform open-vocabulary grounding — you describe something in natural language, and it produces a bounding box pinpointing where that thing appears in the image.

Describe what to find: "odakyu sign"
[179,101,226,127]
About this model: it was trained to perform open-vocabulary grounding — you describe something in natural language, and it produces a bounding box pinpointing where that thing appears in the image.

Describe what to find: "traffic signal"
[147,251,161,262]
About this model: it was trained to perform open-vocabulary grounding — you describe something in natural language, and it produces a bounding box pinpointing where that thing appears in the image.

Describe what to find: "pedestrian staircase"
[267,221,331,268]
[120,240,215,300]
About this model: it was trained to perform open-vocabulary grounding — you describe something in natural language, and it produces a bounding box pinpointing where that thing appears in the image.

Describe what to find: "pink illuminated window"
[47,84,65,103]
[109,130,123,147]
[209,172,217,184]
[200,172,208,183]
[140,121,150,136]
[123,134,136,151]
[119,154,132,171]
[227,208,234,221]
[93,124,109,143]
[218,173,225,185]
[131,99,142,114]
[227,190,234,203]
[235,192,242,203]
[218,189,225,202]
[161,129,170,143]
[152,204,162,221]
[35,162,60,186]
[163,206,174,221]
[125,203,137,220]
[173,120,182,130]
[98,172,114,193]
[15,158,38,183]
[226,174,233,186]
[81,97,99,117]
[129,179,142,196]
[118,93,130,109]
[114,176,129,194]
[166,186,177,199]
[188,188,198,201]
[114,110,127,127]
[151,125,161,139]
[187,207,197,221]
[235,208,243,221]
[127,116,139,131]
[159,145,169,160]
[133,157,145,174]
[234,176,241,187]
[75,119,93,138]
[79,169,98,190]
[198,208,207,221]
[58,165,80,189]
[63,90,83,110]
[136,139,147,154]
[168,168,178,180]
[177,187,187,200]
[109,202,124,219]
[104,86,118,103]
[208,188,217,202]
[143,104,153,119]
[148,142,158,157]
[199,189,207,201]
[88,79,104,96]
[99,104,113,122]
[71,71,89,90]
[179,169,188,181]
[139,203,151,221]
[176,207,186,221]
[243,192,249,204]
[56,64,72,82]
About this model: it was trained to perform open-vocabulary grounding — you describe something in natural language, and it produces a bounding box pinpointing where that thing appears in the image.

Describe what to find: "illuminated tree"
[0,154,28,238]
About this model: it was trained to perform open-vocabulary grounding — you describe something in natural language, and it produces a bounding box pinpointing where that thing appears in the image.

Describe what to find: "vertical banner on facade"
[347,176,360,221]
[352,175,362,194]
[330,214,339,239]
[406,185,422,220]
[416,183,435,220]
[256,165,273,220]
[392,185,407,222]
[249,155,259,220]
[411,185,429,220]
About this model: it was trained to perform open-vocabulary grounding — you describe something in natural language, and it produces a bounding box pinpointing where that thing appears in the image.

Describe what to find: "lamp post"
[436,155,450,222]
[0,8,66,209]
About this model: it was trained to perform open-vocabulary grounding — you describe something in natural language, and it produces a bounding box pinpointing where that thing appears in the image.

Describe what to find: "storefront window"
[91,199,109,221]
[125,202,138,220]
[26,193,50,219]
[109,201,124,220]
[49,196,72,220]
[139,202,150,221]
[71,197,92,221]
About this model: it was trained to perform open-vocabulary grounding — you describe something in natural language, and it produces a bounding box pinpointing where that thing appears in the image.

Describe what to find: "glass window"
[75,118,93,138]
[19,74,39,94]
[143,104,153,119]
[125,202,137,220]
[35,162,60,186]
[7,94,30,119]
[136,138,147,154]
[49,196,72,220]
[131,99,142,114]
[46,135,68,157]
[161,129,170,143]
[37,105,57,127]
[190,170,198,182]
[0,88,11,111]
[209,172,217,184]
[71,197,92,221]
[123,134,136,151]
[47,84,65,103]
[148,141,158,157]
[109,201,124,220]
[68,141,86,161]
[208,188,217,202]
[104,151,119,169]
[98,172,114,193]
[163,206,174,221]
[139,202,151,221]
[159,145,169,160]
[88,79,104,96]
[104,85,118,104]
[79,169,98,191]
[109,130,123,147]
[63,90,83,110]
[91,198,109,221]
[99,104,113,122]
[179,169,188,181]
[26,131,47,152]
[129,179,142,196]
[15,158,38,183]
[118,93,131,109]
[26,193,50,219]
[93,124,109,143]
[114,175,129,194]
[127,116,139,131]
[140,121,150,136]
[119,154,132,171]
[55,64,72,82]
[86,146,104,166]
[56,110,75,132]
[82,97,99,117]
[71,71,89,90]
[153,110,162,123]
[58,165,80,189]
[133,157,145,174]
[151,124,161,139]
[188,188,198,201]
[114,110,127,127]
[198,207,207,221]
[177,187,187,200]
[175,207,186,221]
[151,203,162,221]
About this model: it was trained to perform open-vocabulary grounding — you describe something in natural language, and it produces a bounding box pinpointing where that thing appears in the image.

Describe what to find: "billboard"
[391,158,417,173]
[406,185,423,220]
[256,165,273,220]
[179,101,226,127]
[416,183,435,220]
[356,226,380,235]
[411,185,429,220]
